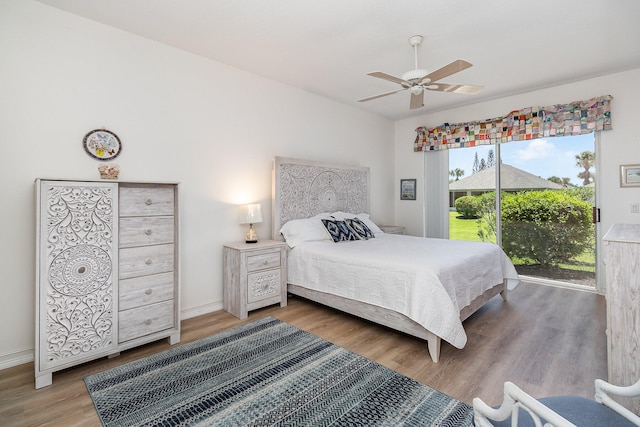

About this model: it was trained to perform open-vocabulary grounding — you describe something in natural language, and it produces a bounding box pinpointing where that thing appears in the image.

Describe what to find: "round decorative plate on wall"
[83,129,122,160]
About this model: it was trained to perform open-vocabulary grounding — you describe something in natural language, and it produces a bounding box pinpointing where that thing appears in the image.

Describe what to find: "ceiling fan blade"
[358,87,407,102]
[420,59,473,84]
[367,71,410,86]
[425,83,484,94]
[410,91,424,109]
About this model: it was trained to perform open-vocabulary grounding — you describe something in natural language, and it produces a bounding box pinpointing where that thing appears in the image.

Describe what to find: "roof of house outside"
[449,164,564,192]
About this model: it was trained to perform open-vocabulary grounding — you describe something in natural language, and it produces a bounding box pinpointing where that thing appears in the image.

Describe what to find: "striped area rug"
[85,317,473,426]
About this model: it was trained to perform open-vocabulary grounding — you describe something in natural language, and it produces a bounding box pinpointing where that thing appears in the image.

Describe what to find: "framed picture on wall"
[400,179,416,200]
[620,164,640,187]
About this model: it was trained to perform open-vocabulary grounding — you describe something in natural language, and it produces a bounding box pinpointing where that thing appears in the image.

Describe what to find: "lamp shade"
[238,203,263,224]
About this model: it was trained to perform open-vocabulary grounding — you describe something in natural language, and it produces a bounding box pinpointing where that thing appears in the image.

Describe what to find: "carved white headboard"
[272,156,370,239]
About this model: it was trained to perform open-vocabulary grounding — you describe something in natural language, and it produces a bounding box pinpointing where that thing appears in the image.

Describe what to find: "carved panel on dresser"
[36,181,119,382]
[248,270,281,303]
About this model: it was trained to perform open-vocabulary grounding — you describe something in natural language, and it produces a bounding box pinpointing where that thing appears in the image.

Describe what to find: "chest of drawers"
[35,179,180,388]
[223,240,288,319]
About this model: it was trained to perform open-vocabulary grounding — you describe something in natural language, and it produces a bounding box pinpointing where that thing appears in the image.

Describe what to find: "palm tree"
[575,151,595,186]
[449,168,465,181]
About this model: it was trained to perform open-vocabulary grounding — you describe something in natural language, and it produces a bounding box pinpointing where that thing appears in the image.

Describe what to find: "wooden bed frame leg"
[500,286,508,302]
[426,332,441,363]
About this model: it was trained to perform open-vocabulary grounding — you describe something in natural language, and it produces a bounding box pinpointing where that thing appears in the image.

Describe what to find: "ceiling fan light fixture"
[410,86,423,95]
[401,69,428,83]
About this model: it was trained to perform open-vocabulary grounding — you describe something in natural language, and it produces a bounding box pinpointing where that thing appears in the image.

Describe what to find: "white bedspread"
[287,233,520,349]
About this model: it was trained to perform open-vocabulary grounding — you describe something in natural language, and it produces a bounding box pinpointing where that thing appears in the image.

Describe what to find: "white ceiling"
[36,0,640,121]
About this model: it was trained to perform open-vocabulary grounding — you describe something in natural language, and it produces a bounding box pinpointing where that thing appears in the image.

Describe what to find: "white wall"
[0,0,395,367]
[394,69,640,239]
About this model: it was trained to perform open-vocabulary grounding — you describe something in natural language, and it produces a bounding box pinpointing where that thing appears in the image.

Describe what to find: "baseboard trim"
[181,301,224,320]
[1,302,224,371]
[0,349,33,371]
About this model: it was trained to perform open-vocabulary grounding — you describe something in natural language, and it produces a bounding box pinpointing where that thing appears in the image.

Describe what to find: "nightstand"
[223,240,288,319]
[379,225,406,235]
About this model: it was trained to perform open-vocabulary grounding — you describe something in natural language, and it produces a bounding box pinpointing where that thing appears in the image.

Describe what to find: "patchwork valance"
[414,95,612,152]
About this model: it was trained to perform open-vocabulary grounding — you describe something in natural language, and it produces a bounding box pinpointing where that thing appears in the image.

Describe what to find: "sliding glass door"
[448,134,597,289]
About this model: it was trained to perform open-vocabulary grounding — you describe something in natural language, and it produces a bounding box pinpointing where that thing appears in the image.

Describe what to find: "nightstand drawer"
[120,216,174,248]
[119,244,174,279]
[120,185,175,217]
[247,269,281,303]
[119,300,174,342]
[246,251,281,272]
[119,272,174,311]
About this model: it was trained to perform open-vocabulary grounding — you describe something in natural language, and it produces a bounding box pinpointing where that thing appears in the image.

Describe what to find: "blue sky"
[449,133,595,186]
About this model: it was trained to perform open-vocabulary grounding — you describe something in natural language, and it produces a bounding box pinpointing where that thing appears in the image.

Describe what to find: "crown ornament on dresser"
[98,164,120,180]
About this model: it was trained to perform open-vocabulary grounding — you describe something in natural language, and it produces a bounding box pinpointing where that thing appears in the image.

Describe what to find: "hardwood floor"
[0,281,606,426]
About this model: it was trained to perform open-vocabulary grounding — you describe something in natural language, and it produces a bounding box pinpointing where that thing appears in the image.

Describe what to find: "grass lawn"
[449,211,485,242]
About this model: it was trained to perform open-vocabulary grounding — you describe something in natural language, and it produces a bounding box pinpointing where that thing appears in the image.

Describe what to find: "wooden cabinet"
[603,223,640,415]
[223,240,287,319]
[35,179,180,389]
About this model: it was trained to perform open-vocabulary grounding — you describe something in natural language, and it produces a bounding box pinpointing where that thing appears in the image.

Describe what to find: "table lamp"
[239,203,263,243]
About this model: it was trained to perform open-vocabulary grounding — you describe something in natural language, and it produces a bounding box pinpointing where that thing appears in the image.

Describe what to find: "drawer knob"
[144,229,153,236]
[145,258,153,265]
[145,288,153,295]
[144,318,152,325]
[145,198,153,205]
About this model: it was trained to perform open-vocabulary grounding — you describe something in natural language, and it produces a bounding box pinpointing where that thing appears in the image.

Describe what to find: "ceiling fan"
[358,35,483,110]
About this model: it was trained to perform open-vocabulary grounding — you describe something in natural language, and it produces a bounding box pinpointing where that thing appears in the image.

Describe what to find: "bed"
[272,156,519,362]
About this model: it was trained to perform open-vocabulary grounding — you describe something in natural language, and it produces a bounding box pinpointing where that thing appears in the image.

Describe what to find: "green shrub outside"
[476,192,497,243]
[474,190,593,265]
[563,186,595,204]
[454,195,480,218]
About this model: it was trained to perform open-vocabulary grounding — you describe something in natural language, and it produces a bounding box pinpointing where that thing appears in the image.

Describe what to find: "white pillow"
[330,211,355,219]
[354,213,384,235]
[331,211,383,234]
[279,217,331,248]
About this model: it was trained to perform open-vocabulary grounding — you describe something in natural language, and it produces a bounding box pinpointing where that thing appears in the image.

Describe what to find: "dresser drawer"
[247,269,281,304]
[119,300,174,342]
[119,272,174,311]
[120,244,174,279]
[120,216,174,248]
[246,251,281,272]
[120,185,175,217]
